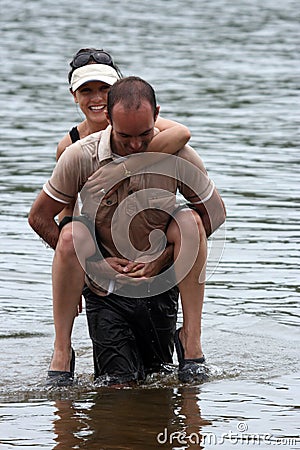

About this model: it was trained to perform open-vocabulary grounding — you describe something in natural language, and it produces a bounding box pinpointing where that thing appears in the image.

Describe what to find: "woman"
[57,48,190,219]
[48,48,205,385]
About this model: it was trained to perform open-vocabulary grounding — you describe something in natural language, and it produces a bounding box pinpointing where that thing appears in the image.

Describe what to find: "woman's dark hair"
[107,76,157,122]
[68,48,123,83]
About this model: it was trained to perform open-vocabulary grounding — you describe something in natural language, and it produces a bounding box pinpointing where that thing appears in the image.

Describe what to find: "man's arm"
[188,189,226,237]
[178,146,226,237]
[28,191,66,249]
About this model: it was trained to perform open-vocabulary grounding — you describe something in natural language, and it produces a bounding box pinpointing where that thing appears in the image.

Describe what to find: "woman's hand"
[85,164,125,200]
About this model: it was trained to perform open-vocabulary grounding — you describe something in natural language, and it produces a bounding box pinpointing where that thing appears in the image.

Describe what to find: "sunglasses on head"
[71,50,113,69]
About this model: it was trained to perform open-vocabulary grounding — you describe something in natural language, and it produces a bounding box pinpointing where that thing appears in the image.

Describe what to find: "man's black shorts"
[84,285,179,385]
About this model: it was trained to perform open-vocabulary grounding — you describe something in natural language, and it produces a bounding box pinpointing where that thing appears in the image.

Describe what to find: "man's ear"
[154,105,160,122]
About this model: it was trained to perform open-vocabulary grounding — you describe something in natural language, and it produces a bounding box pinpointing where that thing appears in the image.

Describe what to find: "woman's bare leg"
[167,209,207,360]
[50,221,96,371]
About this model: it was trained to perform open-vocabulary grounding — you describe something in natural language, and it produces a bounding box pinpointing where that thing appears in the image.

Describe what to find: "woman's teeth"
[90,105,105,111]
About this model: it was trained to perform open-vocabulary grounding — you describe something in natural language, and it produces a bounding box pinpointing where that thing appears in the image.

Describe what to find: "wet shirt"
[44,126,214,260]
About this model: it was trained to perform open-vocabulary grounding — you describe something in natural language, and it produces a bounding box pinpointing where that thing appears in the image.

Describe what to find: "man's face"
[109,101,159,156]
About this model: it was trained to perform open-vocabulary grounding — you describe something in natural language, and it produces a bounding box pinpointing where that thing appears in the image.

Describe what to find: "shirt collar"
[97,125,113,161]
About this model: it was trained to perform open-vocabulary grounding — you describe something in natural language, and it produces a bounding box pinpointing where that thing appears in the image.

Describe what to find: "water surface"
[0,0,299,448]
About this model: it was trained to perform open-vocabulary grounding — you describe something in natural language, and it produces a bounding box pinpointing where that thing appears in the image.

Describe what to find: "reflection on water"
[0,0,299,447]
[51,387,211,450]
[1,376,299,449]
[0,387,209,449]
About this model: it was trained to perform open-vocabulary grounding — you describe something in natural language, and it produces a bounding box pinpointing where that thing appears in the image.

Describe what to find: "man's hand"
[86,245,173,287]
[120,257,165,279]
[86,256,145,281]
[115,246,173,284]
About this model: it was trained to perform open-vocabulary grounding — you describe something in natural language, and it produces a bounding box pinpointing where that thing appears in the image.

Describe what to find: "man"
[29,76,226,385]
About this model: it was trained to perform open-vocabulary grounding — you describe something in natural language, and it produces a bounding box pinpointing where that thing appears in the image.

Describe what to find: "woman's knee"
[167,209,206,242]
[57,222,95,258]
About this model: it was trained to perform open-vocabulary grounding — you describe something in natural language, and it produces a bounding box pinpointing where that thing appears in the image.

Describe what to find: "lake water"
[0,0,299,448]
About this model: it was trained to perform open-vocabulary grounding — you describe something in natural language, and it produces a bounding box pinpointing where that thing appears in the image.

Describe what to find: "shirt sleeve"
[176,145,226,237]
[176,145,215,203]
[43,142,93,204]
